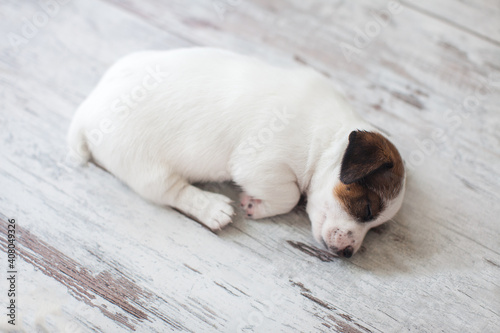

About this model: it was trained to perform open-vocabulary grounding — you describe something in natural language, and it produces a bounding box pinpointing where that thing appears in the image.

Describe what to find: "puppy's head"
[307,130,405,258]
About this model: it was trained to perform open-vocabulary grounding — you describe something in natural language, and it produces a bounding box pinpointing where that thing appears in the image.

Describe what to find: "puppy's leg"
[234,167,300,219]
[169,183,235,230]
[133,169,234,230]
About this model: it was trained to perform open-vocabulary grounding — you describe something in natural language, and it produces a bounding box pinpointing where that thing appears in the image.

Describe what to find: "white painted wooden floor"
[1,0,499,332]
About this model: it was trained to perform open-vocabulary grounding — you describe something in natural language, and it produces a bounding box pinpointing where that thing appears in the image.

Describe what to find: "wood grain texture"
[0,0,499,332]
[401,0,500,46]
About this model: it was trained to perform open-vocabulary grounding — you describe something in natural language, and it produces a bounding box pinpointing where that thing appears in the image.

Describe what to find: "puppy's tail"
[67,116,91,165]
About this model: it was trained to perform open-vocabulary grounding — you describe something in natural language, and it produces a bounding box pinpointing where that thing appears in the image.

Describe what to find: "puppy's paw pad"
[239,193,262,219]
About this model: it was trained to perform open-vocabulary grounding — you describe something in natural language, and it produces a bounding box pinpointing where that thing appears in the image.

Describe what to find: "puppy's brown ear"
[340,131,395,184]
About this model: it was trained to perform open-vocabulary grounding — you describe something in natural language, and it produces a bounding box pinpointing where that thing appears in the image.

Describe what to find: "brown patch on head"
[334,131,404,222]
[335,182,383,222]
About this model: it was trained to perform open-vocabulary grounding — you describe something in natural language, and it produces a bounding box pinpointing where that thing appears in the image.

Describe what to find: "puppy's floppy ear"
[340,130,394,184]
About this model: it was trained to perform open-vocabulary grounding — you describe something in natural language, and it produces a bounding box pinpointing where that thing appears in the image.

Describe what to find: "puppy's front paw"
[240,192,262,219]
[202,193,235,231]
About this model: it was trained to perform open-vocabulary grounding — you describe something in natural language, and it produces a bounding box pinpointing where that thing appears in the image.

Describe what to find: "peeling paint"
[0,217,186,331]
[286,240,339,262]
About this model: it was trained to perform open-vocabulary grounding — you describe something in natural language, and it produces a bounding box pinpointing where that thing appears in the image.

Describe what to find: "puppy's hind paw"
[240,192,262,219]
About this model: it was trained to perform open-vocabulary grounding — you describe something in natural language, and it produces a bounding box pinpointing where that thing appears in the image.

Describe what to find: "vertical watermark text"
[6,218,17,326]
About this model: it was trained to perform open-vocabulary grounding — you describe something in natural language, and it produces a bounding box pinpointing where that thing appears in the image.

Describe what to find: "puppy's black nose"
[342,246,353,258]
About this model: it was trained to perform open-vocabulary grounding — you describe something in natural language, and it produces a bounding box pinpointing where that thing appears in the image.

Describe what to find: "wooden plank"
[0,0,499,332]
[401,0,500,45]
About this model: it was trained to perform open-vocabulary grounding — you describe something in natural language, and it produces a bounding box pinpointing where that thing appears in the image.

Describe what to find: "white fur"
[68,47,405,255]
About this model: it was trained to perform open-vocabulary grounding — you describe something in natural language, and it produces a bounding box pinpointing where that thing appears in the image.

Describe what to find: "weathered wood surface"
[400,0,500,45]
[0,0,499,332]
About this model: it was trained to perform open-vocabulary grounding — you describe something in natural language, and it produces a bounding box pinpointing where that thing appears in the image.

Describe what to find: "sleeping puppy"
[68,47,405,258]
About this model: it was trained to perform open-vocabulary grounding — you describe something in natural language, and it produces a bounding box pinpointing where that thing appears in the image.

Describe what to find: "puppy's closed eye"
[335,182,382,222]
[365,203,373,222]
